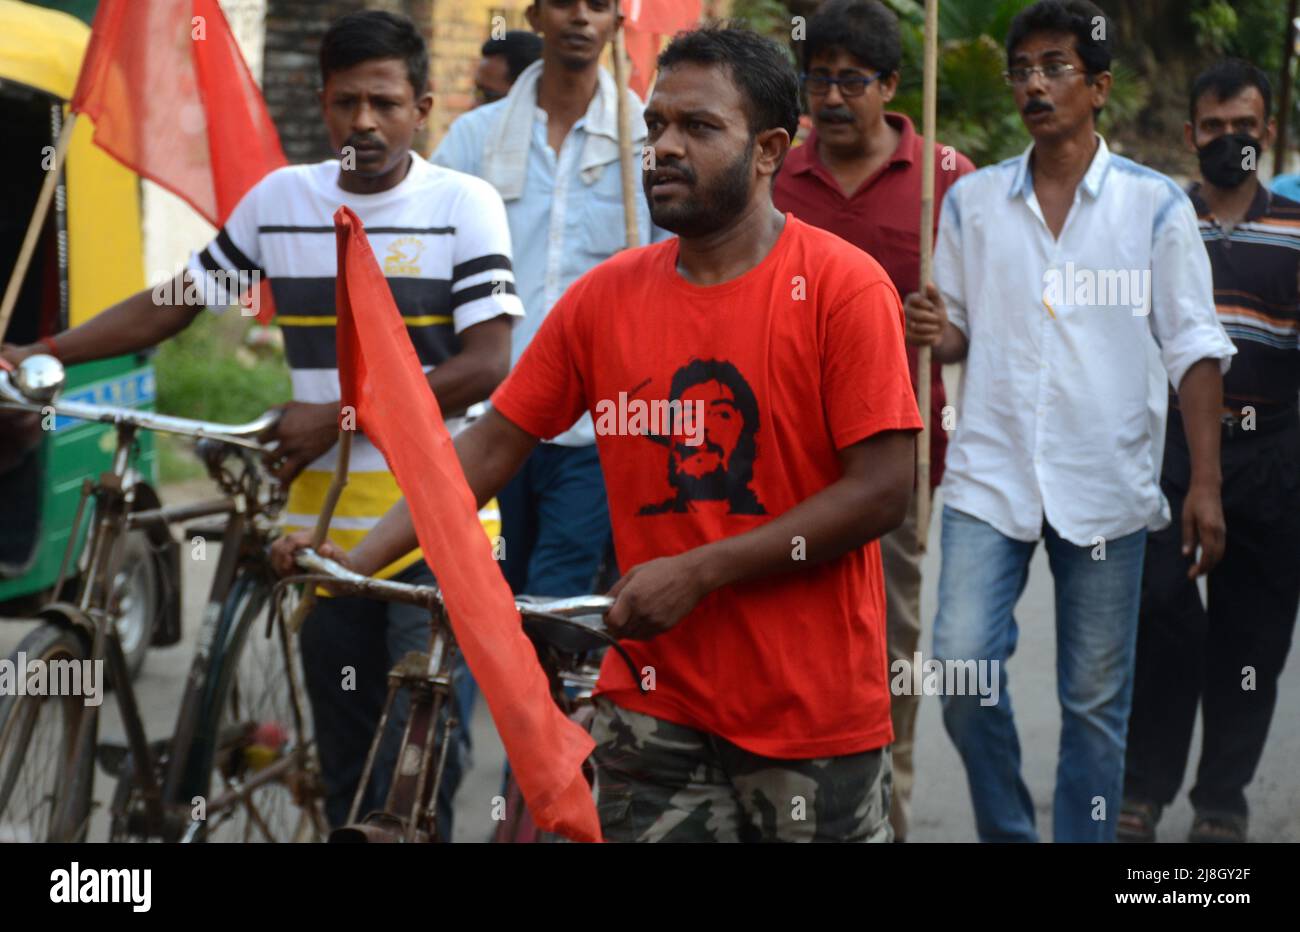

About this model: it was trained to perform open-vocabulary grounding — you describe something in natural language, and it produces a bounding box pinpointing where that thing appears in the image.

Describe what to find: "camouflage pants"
[590,697,893,843]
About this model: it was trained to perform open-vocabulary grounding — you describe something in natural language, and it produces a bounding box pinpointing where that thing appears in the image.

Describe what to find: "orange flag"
[71,0,284,321]
[624,0,701,97]
[332,207,602,843]
[71,0,286,227]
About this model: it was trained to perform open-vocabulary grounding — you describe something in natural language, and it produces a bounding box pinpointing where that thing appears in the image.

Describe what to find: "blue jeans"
[932,506,1146,842]
[497,442,612,598]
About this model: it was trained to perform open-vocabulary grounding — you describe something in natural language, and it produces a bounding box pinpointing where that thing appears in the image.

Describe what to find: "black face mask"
[1198,132,1261,189]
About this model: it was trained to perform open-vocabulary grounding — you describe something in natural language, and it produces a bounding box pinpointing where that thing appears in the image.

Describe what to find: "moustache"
[646,163,696,186]
[345,136,385,152]
[1023,100,1054,116]
[816,108,855,124]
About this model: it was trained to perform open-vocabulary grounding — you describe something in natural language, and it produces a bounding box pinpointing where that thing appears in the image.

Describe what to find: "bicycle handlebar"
[0,366,281,453]
[292,547,616,620]
[287,551,647,691]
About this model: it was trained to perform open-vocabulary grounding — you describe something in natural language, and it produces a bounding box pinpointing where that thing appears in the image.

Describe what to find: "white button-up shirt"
[935,136,1236,545]
[432,70,666,446]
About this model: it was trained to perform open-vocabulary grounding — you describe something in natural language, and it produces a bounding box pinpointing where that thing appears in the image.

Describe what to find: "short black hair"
[802,0,901,77]
[320,10,429,94]
[481,30,543,83]
[657,23,801,142]
[1190,58,1273,123]
[1006,0,1112,75]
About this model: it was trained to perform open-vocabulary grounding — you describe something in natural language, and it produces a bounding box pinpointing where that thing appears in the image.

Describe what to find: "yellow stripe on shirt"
[277,315,454,327]
[285,469,502,581]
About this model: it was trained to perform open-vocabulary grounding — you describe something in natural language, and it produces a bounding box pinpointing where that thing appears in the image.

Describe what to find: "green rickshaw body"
[0,0,156,608]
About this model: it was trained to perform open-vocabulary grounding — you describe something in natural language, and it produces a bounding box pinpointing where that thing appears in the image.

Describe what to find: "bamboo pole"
[0,113,77,343]
[1276,0,1298,177]
[612,23,641,250]
[916,0,939,553]
[287,429,352,633]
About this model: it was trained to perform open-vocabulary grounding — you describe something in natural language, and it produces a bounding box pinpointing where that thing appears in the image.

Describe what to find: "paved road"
[451,506,1300,844]
[4,487,1296,843]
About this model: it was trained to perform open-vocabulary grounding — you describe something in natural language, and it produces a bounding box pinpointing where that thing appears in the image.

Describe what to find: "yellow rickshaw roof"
[0,0,89,100]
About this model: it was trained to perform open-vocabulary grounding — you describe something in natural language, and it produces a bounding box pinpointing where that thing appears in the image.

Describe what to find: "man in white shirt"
[904,0,1235,843]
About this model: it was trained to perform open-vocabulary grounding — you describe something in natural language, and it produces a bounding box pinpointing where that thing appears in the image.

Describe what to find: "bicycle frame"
[286,548,625,843]
[2,363,295,840]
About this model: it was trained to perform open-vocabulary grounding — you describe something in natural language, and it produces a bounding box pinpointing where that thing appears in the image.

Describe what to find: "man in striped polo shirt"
[1122,60,1300,844]
[2,11,523,836]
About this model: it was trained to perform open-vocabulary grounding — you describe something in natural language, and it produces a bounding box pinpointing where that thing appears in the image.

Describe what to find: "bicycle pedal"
[97,738,171,778]
[97,742,130,778]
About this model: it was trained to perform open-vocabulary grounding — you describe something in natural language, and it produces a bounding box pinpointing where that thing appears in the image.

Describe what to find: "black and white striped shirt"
[186,154,522,576]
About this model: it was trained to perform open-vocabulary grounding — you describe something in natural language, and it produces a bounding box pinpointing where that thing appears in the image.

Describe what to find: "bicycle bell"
[15,353,66,404]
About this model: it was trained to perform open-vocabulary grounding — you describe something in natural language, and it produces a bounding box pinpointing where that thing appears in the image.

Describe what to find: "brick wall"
[263,0,434,163]
[429,2,532,146]
[262,0,532,163]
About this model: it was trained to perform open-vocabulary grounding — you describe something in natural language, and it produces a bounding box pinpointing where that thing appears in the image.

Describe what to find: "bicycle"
[284,546,642,843]
[0,354,324,842]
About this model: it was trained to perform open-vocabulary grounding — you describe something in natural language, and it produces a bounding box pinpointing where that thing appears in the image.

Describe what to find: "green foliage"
[1192,0,1286,74]
[1191,1,1240,54]
[730,0,800,66]
[153,311,290,481]
[738,0,1277,171]
[880,0,1149,166]
[730,0,795,37]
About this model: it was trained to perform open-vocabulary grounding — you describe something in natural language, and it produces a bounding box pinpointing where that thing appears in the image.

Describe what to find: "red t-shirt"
[491,214,922,758]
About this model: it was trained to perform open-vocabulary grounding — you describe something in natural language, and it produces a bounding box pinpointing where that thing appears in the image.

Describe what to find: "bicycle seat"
[520,610,610,655]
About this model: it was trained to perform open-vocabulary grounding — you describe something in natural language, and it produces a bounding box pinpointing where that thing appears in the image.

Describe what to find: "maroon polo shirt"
[774,112,975,489]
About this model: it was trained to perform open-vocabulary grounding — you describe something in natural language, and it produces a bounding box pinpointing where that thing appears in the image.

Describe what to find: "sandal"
[1189,811,1247,844]
[1117,799,1161,843]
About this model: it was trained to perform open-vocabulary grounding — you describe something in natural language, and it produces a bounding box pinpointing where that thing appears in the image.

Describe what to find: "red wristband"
[37,335,60,358]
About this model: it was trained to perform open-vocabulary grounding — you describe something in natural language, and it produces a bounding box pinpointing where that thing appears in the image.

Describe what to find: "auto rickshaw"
[0,0,178,678]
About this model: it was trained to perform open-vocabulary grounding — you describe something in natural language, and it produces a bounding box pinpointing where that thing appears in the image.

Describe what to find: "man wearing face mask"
[1119,60,1300,845]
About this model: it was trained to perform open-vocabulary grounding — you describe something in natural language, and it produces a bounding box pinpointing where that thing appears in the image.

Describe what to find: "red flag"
[332,206,602,843]
[624,0,701,97]
[70,0,286,228]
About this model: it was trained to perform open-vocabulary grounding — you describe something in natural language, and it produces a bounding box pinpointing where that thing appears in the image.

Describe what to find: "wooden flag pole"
[1276,0,1298,177]
[916,0,939,553]
[612,23,641,250]
[287,429,352,633]
[0,114,77,344]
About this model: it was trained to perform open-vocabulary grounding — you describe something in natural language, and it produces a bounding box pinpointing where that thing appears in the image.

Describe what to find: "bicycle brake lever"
[520,610,647,694]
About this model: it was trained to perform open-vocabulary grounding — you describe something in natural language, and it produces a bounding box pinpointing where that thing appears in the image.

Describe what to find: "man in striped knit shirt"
[1121,60,1300,845]
[1,11,523,836]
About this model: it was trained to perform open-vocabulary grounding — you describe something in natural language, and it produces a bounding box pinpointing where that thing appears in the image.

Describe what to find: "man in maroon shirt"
[774,0,975,842]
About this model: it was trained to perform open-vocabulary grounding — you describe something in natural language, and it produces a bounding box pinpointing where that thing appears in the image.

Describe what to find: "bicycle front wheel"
[194,573,324,842]
[0,623,95,842]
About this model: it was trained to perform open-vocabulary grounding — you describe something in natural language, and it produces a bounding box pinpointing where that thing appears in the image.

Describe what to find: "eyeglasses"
[801,71,882,98]
[1003,63,1084,86]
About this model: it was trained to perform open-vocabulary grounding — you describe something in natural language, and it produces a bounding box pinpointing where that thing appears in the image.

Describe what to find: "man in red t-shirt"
[773,0,976,842]
[275,24,921,842]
